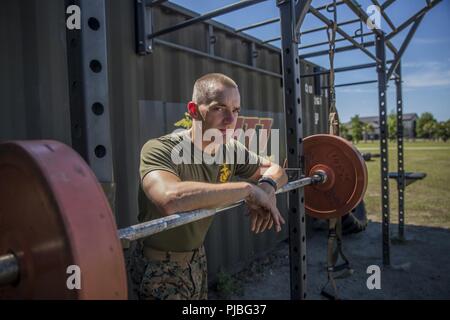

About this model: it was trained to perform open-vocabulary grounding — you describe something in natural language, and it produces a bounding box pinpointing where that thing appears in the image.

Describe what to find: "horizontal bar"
[300,60,394,78]
[309,6,380,63]
[265,18,361,43]
[335,80,378,87]
[300,44,402,81]
[236,17,280,32]
[299,32,373,50]
[148,0,269,40]
[154,39,282,78]
[0,254,19,287]
[313,0,345,12]
[263,36,281,44]
[118,175,323,243]
[322,77,396,89]
[300,18,360,36]
[323,80,378,88]
[160,1,281,54]
[265,17,362,43]
[299,40,375,59]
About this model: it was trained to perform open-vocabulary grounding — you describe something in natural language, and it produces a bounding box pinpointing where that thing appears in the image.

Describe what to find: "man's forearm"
[260,163,288,189]
[162,181,253,215]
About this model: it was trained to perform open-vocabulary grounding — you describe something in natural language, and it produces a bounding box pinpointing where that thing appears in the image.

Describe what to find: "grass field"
[352,140,450,228]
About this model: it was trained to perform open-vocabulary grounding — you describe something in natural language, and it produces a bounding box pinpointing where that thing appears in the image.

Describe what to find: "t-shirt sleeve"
[139,139,179,182]
[233,139,263,179]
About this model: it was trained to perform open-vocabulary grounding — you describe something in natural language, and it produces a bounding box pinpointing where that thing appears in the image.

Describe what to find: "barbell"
[0,134,367,299]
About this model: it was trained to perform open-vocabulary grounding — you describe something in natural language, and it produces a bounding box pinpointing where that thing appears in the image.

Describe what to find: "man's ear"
[187,101,202,120]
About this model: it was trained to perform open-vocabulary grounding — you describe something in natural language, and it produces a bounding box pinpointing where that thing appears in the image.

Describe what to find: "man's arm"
[142,170,285,231]
[247,157,288,191]
[142,170,251,215]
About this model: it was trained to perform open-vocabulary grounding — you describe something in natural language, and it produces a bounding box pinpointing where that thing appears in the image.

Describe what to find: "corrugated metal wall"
[0,0,329,287]
[0,0,71,144]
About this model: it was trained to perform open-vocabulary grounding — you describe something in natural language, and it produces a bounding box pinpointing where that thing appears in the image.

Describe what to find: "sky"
[169,0,450,123]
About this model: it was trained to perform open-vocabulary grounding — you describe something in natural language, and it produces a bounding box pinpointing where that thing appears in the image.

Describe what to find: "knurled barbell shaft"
[117,173,325,243]
[0,173,325,288]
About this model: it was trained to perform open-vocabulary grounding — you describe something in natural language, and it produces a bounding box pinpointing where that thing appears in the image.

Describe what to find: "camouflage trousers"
[129,241,208,300]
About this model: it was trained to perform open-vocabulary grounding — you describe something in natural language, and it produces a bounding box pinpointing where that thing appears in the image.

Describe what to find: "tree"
[362,123,375,142]
[350,115,363,143]
[387,111,397,141]
[417,112,437,139]
[340,125,352,141]
[436,120,450,142]
[422,120,438,140]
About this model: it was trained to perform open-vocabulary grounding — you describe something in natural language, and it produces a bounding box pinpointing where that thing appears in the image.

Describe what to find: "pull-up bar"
[301,18,360,36]
[322,79,378,89]
[264,18,361,43]
[300,60,394,78]
[313,0,345,11]
[299,40,375,59]
[236,17,280,33]
[147,0,269,40]
[299,32,373,50]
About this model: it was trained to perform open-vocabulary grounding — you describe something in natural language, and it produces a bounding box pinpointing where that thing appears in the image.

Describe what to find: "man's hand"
[252,183,277,233]
[245,158,288,233]
[245,184,285,233]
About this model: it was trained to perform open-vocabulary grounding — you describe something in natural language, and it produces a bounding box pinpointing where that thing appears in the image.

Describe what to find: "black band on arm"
[258,176,278,192]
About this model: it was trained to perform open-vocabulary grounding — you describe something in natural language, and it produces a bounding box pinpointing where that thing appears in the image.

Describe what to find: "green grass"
[352,140,450,228]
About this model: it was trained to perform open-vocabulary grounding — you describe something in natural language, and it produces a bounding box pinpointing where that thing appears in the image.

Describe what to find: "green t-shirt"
[138,130,262,252]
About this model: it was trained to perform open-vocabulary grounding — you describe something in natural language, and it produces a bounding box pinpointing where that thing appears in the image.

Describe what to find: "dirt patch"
[208,221,450,300]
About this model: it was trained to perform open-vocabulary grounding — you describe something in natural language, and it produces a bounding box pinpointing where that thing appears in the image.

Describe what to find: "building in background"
[344,113,418,141]
[402,113,419,139]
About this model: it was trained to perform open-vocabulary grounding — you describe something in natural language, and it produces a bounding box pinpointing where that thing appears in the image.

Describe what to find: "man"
[134,73,288,300]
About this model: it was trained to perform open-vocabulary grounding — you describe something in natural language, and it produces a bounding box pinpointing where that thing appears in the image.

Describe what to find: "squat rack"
[67,0,442,300]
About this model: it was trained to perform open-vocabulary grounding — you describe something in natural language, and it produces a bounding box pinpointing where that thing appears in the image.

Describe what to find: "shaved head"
[192,73,238,105]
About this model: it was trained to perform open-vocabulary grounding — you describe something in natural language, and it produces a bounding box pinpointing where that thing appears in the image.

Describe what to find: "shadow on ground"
[208,221,450,300]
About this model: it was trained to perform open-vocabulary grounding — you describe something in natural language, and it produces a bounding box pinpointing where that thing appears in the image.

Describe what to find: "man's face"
[197,86,241,144]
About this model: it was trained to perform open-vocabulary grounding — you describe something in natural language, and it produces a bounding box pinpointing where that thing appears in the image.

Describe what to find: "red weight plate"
[303,134,368,219]
[0,141,127,299]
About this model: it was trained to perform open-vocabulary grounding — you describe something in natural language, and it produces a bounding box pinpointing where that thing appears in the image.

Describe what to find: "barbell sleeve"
[0,254,19,288]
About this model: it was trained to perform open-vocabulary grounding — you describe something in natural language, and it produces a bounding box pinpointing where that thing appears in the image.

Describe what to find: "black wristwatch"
[258,177,278,192]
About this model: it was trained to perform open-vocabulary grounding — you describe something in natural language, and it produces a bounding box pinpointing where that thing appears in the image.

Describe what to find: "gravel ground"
[208,221,450,300]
